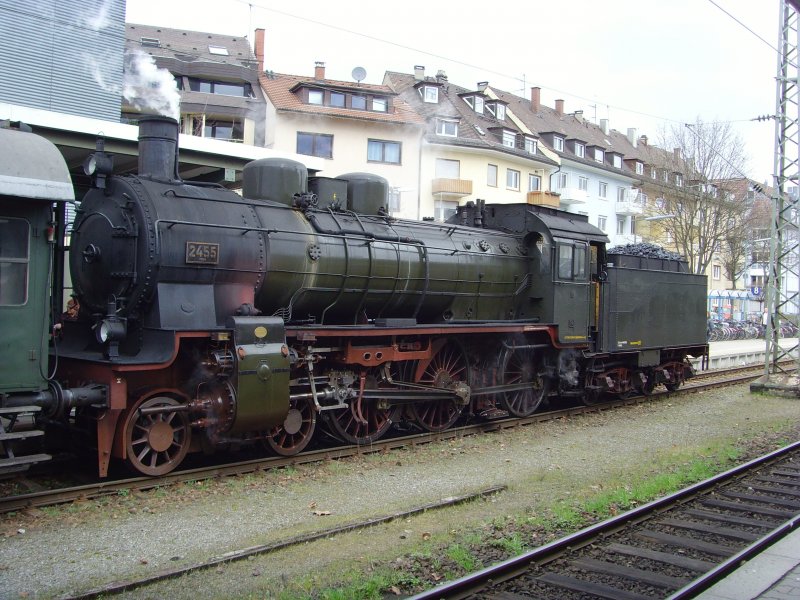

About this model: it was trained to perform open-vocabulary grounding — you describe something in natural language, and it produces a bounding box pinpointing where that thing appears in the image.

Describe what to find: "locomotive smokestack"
[137,115,180,182]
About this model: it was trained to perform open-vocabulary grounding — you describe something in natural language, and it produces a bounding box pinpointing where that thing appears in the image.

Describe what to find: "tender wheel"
[324,371,397,445]
[498,347,548,417]
[410,341,469,432]
[124,395,191,476]
[265,397,317,456]
[635,370,656,396]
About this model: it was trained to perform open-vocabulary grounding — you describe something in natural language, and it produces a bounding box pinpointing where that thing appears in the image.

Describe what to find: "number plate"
[185,241,219,265]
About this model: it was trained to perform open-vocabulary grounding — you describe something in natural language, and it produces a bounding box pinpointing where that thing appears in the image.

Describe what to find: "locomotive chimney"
[137,115,180,182]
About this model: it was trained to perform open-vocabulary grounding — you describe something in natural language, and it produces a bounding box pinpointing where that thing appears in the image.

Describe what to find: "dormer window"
[486,102,505,120]
[502,130,516,148]
[635,161,644,175]
[372,97,388,112]
[436,118,458,137]
[553,136,564,152]
[594,148,604,162]
[140,37,160,47]
[575,142,585,158]
[463,95,484,114]
[421,85,439,103]
[308,89,323,105]
[612,155,622,169]
[524,137,537,154]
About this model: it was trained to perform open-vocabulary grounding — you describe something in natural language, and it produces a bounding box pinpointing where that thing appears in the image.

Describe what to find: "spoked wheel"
[635,369,656,396]
[324,370,397,445]
[124,395,191,476]
[409,341,469,432]
[498,347,549,417]
[583,360,605,407]
[265,396,317,456]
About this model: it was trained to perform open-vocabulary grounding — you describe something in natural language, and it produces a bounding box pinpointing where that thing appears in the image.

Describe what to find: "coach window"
[0,217,29,305]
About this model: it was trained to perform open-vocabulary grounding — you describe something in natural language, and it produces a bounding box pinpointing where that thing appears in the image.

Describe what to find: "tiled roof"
[384,71,557,166]
[260,73,425,126]
[126,23,256,67]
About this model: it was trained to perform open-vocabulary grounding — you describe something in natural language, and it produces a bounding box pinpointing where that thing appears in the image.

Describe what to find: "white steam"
[122,49,181,120]
[84,0,112,32]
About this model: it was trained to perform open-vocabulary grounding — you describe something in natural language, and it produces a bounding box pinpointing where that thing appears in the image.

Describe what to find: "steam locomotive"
[0,116,708,477]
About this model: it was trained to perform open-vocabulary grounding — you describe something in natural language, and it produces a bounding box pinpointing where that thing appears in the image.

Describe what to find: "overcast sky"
[125,0,781,183]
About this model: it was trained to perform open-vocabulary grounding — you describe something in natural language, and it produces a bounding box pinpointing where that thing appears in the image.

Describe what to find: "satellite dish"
[352,66,366,83]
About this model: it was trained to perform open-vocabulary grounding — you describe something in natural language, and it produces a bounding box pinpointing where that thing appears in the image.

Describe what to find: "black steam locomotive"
[0,117,708,477]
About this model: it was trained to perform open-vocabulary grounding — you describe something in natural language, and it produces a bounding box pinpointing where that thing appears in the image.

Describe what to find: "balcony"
[432,178,473,196]
[527,191,560,208]
[615,198,644,216]
[557,186,588,204]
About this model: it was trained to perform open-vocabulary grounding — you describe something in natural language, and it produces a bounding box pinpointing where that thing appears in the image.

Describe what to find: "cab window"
[0,218,29,305]
[556,241,587,281]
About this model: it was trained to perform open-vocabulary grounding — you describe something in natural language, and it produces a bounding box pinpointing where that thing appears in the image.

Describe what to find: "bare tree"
[643,119,750,276]
[719,187,771,288]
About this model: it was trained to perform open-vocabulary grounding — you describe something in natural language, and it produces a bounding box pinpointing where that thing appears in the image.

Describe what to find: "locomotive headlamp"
[95,318,126,344]
[82,152,114,176]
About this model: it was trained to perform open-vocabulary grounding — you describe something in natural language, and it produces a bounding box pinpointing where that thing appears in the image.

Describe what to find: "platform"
[696,338,798,371]
[694,526,800,600]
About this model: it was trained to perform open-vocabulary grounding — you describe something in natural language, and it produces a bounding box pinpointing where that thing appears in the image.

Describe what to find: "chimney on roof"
[555,98,564,116]
[600,119,609,135]
[639,134,648,146]
[574,110,583,122]
[477,81,488,91]
[314,61,325,80]
[255,28,266,73]
[627,128,638,148]
[414,65,425,80]
[436,69,448,83]
[674,147,681,159]
[531,87,541,113]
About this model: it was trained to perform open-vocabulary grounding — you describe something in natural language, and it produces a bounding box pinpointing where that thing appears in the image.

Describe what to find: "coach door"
[552,239,591,344]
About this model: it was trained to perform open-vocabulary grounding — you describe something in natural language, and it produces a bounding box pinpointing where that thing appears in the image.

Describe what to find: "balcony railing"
[558,186,588,203]
[432,178,473,196]
[527,191,560,207]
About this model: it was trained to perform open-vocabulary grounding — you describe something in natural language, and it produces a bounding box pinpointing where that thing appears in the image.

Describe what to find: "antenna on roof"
[352,66,366,84]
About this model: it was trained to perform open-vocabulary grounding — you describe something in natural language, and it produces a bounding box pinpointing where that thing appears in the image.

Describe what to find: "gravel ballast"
[0,383,798,598]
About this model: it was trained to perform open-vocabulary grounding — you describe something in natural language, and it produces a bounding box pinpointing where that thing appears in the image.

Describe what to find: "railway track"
[409,440,800,600]
[0,363,774,514]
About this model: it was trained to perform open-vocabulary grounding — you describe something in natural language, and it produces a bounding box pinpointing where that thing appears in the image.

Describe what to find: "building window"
[188,78,253,98]
[208,45,229,55]
[594,148,604,162]
[575,142,585,158]
[675,174,684,187]
[598,215,607,231]
[204,120,243,141]
[0,217,29,305]
[528,174,541,192]
[351,95,366,110]
[578,176,588,191]
[617,217,626,235]
[487,164,498,187]
[651,166,657,179]
[436,119,458,137]
[422,86,438,103]
[617,187,627,202]
[367,139,401,164]
[507,168,520,190]
[330,92,345,107]
[486,102,506,120]
[435,158,460,178]
[713,265,721,280]
[553,136,564,151]
[296,132,333,158]
[556,172,568,190]
[524,137,538,154]
[308,89,324,105]
[435,200,458,222]
[372,97,388,112]
[388,187,401,212]
[502,131,516,148]
[635,161,643,175]
[613,155,622,168]
[599,181,608,199]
